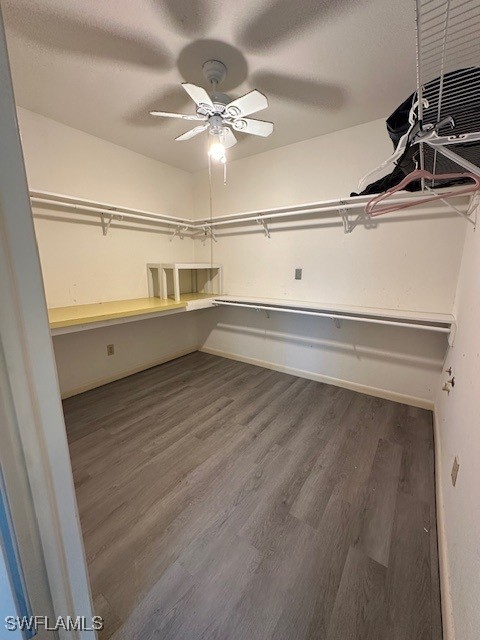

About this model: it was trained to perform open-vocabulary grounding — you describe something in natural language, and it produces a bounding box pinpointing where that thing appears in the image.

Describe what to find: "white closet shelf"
[48,293,217,336]
[29,188,472,237]
[212,295,456,344]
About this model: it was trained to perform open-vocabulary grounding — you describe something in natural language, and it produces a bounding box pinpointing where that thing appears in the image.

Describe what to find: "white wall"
[193,118,465,312]
[193,119,467,405]
[18,108,198,396]
[197,306,447,408]
[53,314,198,397]
[434,197,480,640]
[19,107,195,307]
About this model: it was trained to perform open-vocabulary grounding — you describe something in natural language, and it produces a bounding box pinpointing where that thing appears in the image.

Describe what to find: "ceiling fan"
[150,60,274,162]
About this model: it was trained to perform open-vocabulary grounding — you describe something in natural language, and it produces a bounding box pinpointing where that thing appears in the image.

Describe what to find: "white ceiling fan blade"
[225,90,268,117]
[150,111,207,121]
[232,118,274,137]
[175,124,209,141]
[181,83,214,111]
[222,128,237,149]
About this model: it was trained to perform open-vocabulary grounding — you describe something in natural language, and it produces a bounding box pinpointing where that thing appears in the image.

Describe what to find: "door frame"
[0,5,95,638]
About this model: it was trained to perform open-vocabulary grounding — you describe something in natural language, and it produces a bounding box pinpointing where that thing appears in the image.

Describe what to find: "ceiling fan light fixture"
[149,59,273,164]
[208,134,226,164]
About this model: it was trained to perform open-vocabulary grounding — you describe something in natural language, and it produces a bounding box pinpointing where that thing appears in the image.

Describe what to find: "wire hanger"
[365,169,480,217]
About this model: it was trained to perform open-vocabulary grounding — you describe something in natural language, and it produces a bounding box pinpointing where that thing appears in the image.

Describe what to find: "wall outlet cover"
[107,344,115,356]
[451,456,459,486]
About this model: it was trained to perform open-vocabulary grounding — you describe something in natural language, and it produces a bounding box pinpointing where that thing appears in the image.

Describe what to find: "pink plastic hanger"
[365,169,480,217]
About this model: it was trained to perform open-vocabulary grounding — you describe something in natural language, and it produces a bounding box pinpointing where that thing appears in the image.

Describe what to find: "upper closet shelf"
[48,293,216,336]
[29,187,472,238]
[212,295,456,344]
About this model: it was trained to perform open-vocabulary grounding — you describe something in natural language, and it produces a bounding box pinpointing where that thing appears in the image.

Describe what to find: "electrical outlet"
[451,456,459,486]
[295,268,302,280]
[107,344,115,356]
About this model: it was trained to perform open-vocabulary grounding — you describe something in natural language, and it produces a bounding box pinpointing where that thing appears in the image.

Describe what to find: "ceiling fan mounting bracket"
[202,60,228,88]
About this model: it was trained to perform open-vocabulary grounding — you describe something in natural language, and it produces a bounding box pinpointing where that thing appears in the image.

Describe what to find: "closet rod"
[29,189,195,227]
[198,190,470,228]
[213,300,452,334]
[29,187,470,233]
[30,196,198,230]
[196,191,428,223]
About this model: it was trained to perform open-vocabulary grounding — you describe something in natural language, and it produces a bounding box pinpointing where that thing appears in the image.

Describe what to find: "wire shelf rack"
[415,0,480,175]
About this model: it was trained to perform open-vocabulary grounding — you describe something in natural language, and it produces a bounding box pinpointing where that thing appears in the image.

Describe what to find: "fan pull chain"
[208,149,214,266]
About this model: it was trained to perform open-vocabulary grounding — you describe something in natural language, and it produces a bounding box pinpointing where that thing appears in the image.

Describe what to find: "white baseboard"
[433,409,455,640]
[199,346,434,410]
[60,346,199,398]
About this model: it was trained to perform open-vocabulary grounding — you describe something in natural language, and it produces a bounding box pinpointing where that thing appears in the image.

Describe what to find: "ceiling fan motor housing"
[208,114,225,135]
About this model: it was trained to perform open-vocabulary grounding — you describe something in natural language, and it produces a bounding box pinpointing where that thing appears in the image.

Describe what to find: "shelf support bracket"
[340,205,376,234]
[101,213,114,236]
[256,218,271,238]
[201,226,217,244]
[425,187,477,228]
[191,226,217,243]
[255,306,270,318]
[339,206,350,233]
[170,225,189,242]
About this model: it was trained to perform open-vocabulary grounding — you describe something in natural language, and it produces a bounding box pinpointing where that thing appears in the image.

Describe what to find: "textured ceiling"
[2,0,417,172]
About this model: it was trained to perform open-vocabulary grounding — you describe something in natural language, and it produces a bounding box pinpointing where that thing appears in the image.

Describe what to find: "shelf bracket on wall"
[425,187,477,228]
[170,225,189,242]
[339,206,350,233]
[256,217,271,238]
[255,306,270,319]
[191,226,217,243]
[101,213,114,236]
[339,204,373,234]
[339,205,365,234]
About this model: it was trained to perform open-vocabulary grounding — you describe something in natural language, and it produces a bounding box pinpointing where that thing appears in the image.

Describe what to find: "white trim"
[60,346,198,399]
[433,409,455,640]
[0,8,94,638]
[200,346,434,410]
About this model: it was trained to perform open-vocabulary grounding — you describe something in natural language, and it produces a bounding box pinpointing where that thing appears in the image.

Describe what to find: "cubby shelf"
[147,262,223,302]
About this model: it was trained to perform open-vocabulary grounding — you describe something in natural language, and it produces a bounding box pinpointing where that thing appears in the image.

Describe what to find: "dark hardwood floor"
[64,352,442,640]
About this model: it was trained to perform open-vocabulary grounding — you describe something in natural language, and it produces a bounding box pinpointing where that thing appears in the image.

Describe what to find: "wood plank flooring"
[64,352,442,640]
